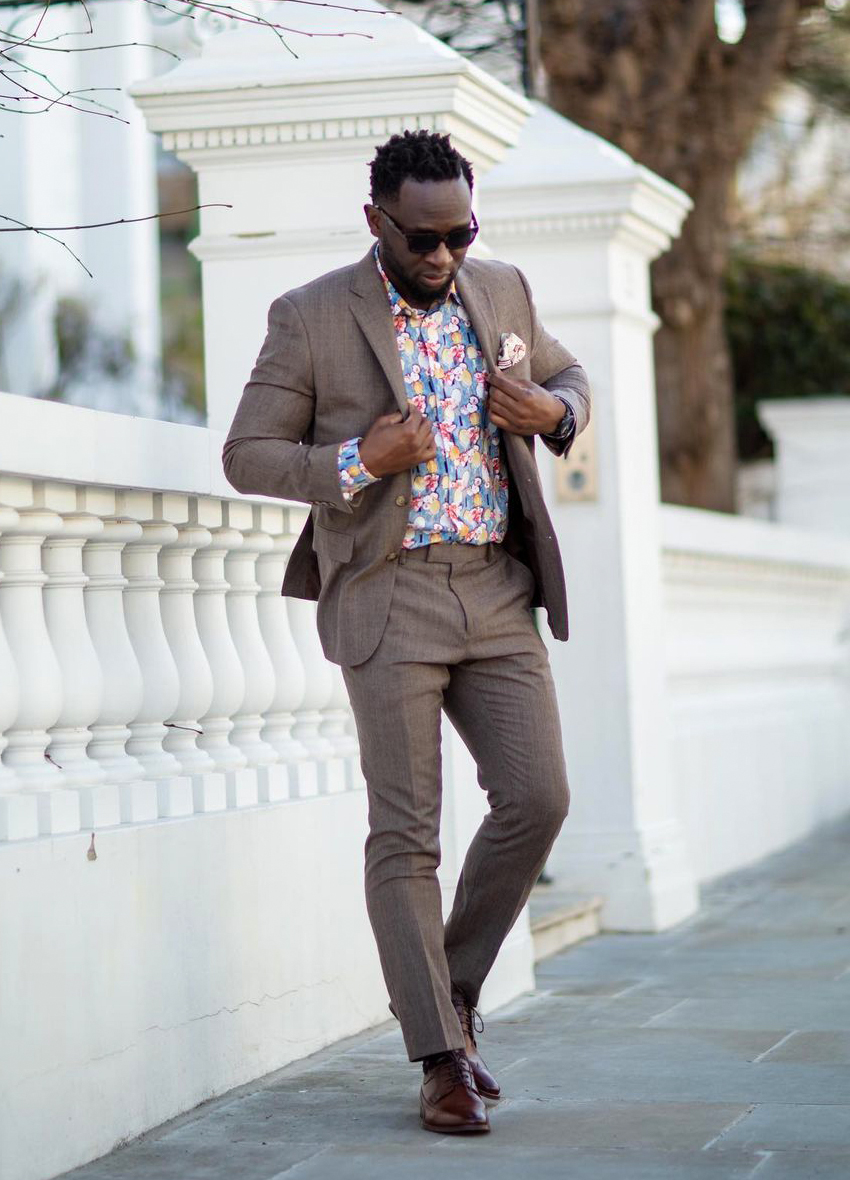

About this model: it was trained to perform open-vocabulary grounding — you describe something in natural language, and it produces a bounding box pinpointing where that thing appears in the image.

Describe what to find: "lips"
[422,273,451,285]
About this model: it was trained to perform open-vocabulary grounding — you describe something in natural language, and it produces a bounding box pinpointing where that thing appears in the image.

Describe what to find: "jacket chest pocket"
[312,522,354,564]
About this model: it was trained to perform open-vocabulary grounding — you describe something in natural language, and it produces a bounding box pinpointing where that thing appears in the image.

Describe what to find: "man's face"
[365,176,474,309]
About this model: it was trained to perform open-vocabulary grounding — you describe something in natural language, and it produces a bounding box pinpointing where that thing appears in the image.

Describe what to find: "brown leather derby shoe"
[451,987,501,1101]
[419,1049,490,1134]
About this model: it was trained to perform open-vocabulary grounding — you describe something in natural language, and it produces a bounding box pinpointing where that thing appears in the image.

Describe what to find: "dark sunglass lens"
[406,233,442,254]
[445,225,477,249]
[404,224,478,253]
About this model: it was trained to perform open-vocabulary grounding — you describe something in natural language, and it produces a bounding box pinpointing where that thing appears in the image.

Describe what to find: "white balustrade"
[0,453,364,844]
[0,503,32,840]
[157,514,227,813]
[120,495,194,818]
[191,499,255,807]
[83,516,158,823]
[0,497,80,835]
[42,502,120,830]
[287,596,346,795]
[323,664,363,793]
[255,512,315,800]
[222,501,283,800]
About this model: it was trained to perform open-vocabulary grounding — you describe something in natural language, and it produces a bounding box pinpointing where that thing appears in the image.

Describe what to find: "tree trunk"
[651,172,738,510]
[538,0,817,510]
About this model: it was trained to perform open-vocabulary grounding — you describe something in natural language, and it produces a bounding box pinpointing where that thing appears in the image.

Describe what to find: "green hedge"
[724,256,850,461]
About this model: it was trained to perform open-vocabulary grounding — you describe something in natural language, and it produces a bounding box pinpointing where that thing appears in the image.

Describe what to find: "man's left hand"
[488,369,564,436]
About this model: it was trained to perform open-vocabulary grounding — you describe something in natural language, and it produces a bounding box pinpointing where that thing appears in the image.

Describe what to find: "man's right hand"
[358,407,437,478]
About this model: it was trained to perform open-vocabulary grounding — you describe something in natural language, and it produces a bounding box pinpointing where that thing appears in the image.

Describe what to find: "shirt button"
[395,495,408,507]
[385,552,398,562]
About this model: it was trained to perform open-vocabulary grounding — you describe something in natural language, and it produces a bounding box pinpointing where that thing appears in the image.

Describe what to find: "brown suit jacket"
[222,250,590,666]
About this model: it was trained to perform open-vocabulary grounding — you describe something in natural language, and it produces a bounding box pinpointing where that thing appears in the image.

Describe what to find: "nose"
[424,241,453,269]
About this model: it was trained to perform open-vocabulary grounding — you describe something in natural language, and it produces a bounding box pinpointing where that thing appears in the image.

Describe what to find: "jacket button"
[395,495,408,507]
[386,552,398,562]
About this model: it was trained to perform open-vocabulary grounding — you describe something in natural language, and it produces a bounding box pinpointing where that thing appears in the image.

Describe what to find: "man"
[223,130,590,1134]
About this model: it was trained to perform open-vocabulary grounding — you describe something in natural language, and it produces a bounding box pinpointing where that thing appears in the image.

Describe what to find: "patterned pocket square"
[497,332,527,369]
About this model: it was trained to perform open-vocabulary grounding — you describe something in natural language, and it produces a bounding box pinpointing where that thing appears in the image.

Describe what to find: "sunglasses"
[375,205,479,254]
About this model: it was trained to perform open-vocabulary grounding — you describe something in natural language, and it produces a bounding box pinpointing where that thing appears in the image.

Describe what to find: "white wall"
[661,505,850,882]
[1,792,382,1180]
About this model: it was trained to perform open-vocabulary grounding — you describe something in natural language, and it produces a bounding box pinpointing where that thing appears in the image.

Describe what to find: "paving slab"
[58,814,850,1180]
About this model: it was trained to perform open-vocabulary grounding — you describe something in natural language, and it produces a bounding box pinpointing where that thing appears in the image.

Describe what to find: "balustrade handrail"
[0,390,283,504]
[0,398,362,843]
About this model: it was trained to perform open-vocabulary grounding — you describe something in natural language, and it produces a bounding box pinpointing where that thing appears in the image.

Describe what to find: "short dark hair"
[369,130,474,204]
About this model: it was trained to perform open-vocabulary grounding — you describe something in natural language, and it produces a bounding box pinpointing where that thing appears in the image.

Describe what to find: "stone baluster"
[83,512,158,823]
[0,501,36,841]
[222,501,282,800]
[191,497,254,807]
[254,505,314,800]
[118,492,192,818]
[0,483,78,834]
[321,663,362,793]
[40,483,121,830]
[156,500,226,814]
[287,595,346,795]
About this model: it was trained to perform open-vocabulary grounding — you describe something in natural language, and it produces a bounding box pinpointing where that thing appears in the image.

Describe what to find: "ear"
[364,203,381,240]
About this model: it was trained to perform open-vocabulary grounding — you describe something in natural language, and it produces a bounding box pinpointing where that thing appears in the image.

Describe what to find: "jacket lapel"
[456,263,537,490]
[455,264,500,375]
[349,252,409,417]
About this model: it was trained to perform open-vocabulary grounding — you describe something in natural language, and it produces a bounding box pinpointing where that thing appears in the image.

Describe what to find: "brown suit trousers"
[342,542,569,1061]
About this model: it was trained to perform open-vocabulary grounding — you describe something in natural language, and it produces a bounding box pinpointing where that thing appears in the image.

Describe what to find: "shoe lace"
[443,1049,475,1089]
[453,992,485,1046]
[423,1048,475,1092]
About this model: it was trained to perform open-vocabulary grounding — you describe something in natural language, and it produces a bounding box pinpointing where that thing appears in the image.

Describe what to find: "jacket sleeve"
[514,266,592,459]
[221,295,353,512]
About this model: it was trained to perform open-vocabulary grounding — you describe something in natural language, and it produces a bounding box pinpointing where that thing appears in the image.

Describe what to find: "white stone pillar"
[0,483,79,833]
[82,513,157,824]
[254,505,313,801]
[287,597,344,795]
[0,502,34,840]
[130,0,530,431]
[191,498,255,806]
[322,665,363,794]
[40,483,121,830]
[119,493,193,818]
[157,510,227,813]
[757,398,850,536]
[222,501,283,797]
[482,104,698,930]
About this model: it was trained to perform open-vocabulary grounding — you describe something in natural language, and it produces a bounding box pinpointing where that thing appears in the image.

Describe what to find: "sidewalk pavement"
[61,816,850,1180]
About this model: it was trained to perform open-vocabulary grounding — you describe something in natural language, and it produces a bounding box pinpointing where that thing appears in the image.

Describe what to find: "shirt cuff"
[338,437,380,501]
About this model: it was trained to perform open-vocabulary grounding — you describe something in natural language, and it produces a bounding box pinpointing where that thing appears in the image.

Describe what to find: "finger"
[489,392,520,420]
[488,368,519,391]
[489,375,524,402]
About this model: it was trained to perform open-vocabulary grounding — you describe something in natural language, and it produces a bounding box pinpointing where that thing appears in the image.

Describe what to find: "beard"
[406,275,454,308]
[379,243,456,310]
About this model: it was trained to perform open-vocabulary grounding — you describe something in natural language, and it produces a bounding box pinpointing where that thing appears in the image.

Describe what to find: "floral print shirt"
[337,249,508,548]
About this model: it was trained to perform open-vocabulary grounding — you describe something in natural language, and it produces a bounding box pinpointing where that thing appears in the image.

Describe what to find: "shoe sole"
[420,1117,490,1134]
[420,1100,490,1134]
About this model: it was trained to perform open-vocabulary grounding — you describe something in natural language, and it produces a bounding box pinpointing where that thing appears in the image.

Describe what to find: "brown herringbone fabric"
[341,543,569,1060]
[222,250,590,667]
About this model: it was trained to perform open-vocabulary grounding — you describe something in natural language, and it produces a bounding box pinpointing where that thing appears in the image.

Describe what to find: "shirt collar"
[374,244,458,320]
